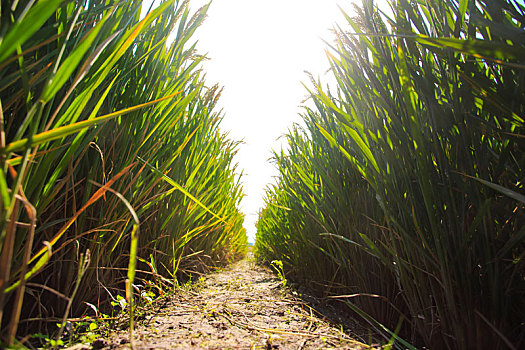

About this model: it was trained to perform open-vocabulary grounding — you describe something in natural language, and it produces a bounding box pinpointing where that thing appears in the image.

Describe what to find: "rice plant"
[0,0,246,345]
[256,0,524,348]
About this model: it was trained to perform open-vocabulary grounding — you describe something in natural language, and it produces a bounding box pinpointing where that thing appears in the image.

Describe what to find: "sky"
[143,0,368,243]
[186,0,361,243]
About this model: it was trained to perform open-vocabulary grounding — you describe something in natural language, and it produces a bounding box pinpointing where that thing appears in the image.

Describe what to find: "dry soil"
[95,254,374,349]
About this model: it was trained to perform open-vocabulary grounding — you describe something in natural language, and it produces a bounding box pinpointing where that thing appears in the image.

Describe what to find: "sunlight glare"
[141,0,387,243]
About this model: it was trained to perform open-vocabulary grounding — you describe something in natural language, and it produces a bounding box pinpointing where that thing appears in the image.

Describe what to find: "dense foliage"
[0,0,246,344]
[256,0,525,348]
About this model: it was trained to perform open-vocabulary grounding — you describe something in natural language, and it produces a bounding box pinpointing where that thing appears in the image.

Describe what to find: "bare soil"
[97,254,374,349]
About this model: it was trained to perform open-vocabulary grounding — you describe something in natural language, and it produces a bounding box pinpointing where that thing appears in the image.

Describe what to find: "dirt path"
[107,254,373,349]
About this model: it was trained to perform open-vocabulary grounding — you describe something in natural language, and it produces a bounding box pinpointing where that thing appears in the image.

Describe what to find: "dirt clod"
[91,338,108,349]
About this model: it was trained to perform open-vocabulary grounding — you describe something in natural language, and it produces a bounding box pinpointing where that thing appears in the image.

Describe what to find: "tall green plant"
[0,0,246,344]
[257,0,524,348]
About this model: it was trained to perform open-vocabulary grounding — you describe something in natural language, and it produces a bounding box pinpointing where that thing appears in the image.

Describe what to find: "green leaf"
[4,242,52,294]
[1,91,181,154]
[414,35,525,61]
[138,156,229,225]
[0,0,65,64]
[41,6,114,102]
[469,176,525,204]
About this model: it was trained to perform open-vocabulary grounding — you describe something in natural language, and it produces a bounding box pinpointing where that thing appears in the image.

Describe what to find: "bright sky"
[187,0,360,243]
[143,0,371,243]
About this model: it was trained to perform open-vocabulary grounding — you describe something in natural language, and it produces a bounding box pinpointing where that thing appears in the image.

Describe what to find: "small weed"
[30,333,64,349]
[270,260,286,288]
[111,294,128,312]
[66,319,102,345]
[28,317,105,349]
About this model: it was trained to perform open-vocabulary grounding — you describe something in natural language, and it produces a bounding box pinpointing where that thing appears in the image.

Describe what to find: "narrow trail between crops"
[107,254,373,349]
